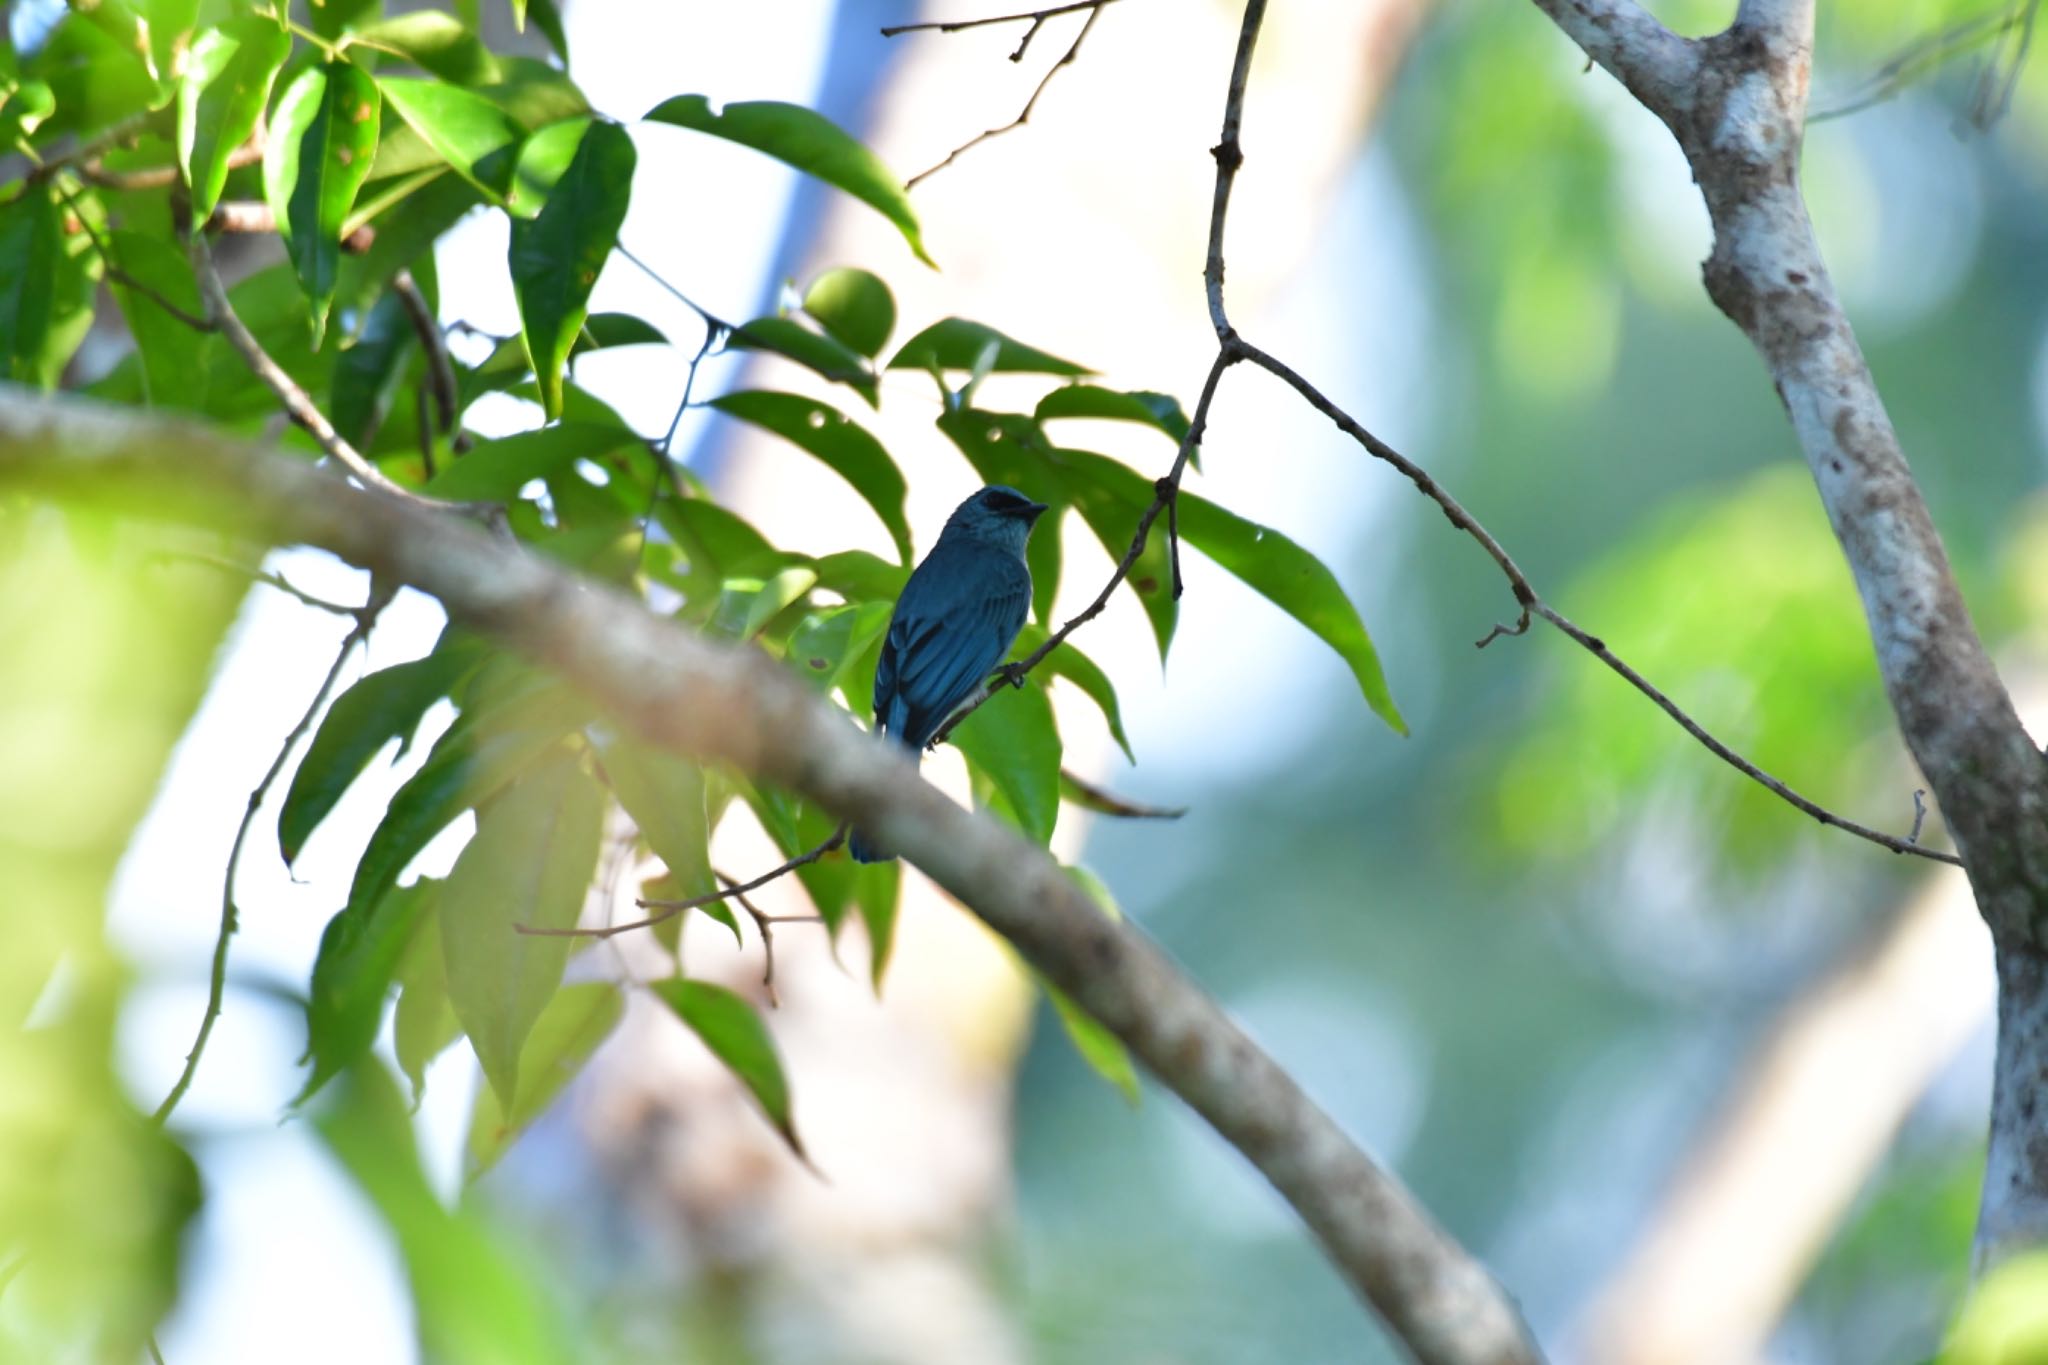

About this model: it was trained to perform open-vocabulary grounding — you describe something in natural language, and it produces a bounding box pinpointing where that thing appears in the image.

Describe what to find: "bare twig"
[23,111,156,186]
[152,584,391,1127]
[81,127,264,192]
[189,230,440,509]
[1911,788,1930,845]
[901,3,1112,191]
[155,547,361,616]
[1812,0,2040,125]
[881,1,1117,40]
[391,269,459,454]
[518,824,850,941]
[711,868,827,1009]
[205,199,375,251]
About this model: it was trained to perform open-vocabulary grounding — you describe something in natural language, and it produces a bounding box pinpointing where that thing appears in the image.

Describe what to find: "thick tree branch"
[1529,0,2048,1269]
[0,384,1539,1365]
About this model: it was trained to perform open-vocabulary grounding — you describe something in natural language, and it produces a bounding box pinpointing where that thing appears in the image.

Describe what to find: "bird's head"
[940,484,1049,555]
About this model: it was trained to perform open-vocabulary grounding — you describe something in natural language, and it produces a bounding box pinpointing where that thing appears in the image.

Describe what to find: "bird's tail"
[848,829,891,864]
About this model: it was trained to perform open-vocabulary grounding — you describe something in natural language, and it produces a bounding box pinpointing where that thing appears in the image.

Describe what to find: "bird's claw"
[995,662,1029,689]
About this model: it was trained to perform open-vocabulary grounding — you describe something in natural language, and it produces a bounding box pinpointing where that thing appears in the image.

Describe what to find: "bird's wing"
[880,550,1030,747]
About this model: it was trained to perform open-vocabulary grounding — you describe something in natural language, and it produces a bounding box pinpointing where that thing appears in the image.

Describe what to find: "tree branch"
[151,581,390,1127]
[0,384,1540,1365]
[1528,0,2048,1268]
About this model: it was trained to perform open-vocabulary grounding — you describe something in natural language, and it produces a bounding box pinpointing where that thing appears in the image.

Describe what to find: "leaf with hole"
[263,61,382,345]
[709,390,910,562]
[644,94,931,266]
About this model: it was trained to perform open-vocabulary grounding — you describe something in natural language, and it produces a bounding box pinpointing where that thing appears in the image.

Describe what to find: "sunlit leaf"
[178,16,290,219]
[509,119,634,418]
[644,94,932,266]
[801,266,895,358]
[787,600,893,696]
[104,228,208,410]
[650,978,806,1158]
[376,75,524,200]
[1035,384,1191,445]
[466,982,622,1175]
[263,61,382,344]
[310,0,379,39]
[854,859,901,989]
[889,318,1090,375]
[356,12,501,86]
[1045,980,1140,1104]
[709,390,911,561]
[713,565,818,641]
[602,739,712,899]
[441,747,605,1109]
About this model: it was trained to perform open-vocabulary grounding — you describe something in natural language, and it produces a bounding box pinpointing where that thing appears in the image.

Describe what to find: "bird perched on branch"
[849,484,1049,863]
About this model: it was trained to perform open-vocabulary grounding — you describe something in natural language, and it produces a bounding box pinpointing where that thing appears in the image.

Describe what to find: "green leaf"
[800,266,894,358]
[330,284,417,450]
[263,61,382,344]
[297,878,439,1105]
[279,641,479,865]
[889,318,1090,375]
[509,119,633,419]
[854,860,901,989]
[375,75,524,201]
[355,12,501,86]
[527,0,569,62]
[1026,501,1062,625]
[1065,448,1405,734]
[465,982,621,1176]
[810,549,908,604]
[649,979,805,1158]
[177,17,290,219]
[393,914,461,1104]
[1045,980,1139,1104]
[951,677,1061,845]
[601,740,711,898]
[315,1065,575,1365]
[643,94,932,266]
[1035,384,1191,445]
[708,390,911,562]
[714,566,818,642]
[1016,623,1132,762]
[727,316,878,407]
[310,0,380,40]
[338,171,480,312]
[440,748,605,1109]
[0,185,100,388]
[745,786,857,931]
[103,228,208,411]
[344,709,571,923]
[424,421,640,502]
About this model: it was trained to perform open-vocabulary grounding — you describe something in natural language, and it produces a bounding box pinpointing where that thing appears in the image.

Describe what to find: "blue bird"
[850,484,1049,863]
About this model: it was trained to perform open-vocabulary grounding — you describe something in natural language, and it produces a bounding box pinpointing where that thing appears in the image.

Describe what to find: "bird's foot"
[994,662,1029,689]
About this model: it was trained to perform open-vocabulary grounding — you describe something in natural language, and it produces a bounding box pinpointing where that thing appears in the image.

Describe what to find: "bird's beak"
[1022,499,1050,521]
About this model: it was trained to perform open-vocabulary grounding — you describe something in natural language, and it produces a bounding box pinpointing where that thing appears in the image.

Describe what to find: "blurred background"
[11,0,2048,1361]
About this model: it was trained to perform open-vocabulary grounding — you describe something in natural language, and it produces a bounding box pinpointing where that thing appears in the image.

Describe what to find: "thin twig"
[48,178,218,334]
[392,269,458,438]
[517,824,850,941]
[717,870,782,1007]
[614,241,732,332]
[81,127,264,192]
[189,229,440,509]
[205,199,375,251]
[1812,0,2036,122]
[155,548,361,616]
[1910,788,1930,844]
[881,0,1116,38]
[23,110,157,186]
[902,3,1111,191]
[152,585,391,1128]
